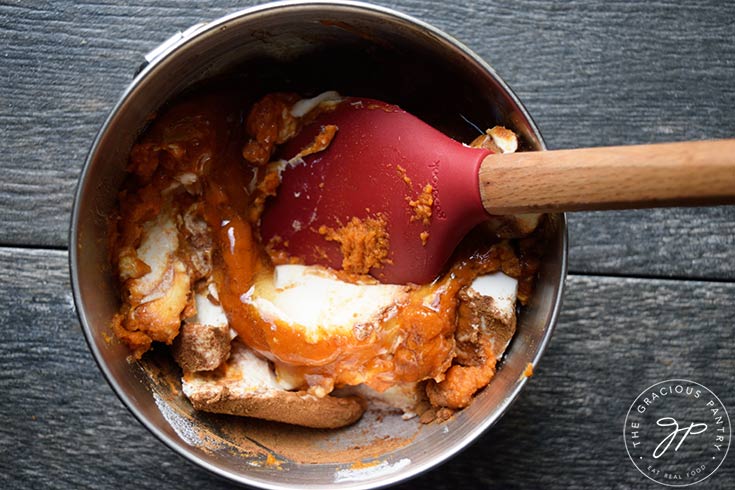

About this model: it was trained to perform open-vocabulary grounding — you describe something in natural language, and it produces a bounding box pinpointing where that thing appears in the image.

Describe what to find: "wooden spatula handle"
[479,139,735,215]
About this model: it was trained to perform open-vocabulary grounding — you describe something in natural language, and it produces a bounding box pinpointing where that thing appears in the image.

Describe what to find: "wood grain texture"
[1,248,732,489]
[0,248,232,489]
[568,206,735,281]
[0,0,733,278]
[480,139,735,214]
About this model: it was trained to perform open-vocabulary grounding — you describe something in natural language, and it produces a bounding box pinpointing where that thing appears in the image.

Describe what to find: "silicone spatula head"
[260,97,492,284]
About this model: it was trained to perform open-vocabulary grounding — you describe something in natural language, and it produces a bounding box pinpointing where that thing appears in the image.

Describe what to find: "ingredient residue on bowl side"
[107,87,547,431]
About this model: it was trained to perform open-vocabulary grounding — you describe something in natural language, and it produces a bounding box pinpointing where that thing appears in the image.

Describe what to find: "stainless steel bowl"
[70,1,567,488]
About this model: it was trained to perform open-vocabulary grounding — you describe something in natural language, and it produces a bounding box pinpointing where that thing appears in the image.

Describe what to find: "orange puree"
[206,146,519,393]
[317,215,391,275]
[397,164,434,244]
[294,124,338,159]
[408,183,434,225]
[242,93,301,165]
[111,89,545,412]
[210,210,504,394]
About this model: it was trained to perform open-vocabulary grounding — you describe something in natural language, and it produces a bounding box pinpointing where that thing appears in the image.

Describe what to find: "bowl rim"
[69,1,568,488]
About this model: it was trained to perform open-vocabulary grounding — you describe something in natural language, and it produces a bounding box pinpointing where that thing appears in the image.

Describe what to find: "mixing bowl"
[70,1,567,488]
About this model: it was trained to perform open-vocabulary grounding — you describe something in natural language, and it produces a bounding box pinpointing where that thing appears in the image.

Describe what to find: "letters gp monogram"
[624,379,730,487]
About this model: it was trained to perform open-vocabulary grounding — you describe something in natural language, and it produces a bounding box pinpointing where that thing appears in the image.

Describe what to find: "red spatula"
[261,97,735,284]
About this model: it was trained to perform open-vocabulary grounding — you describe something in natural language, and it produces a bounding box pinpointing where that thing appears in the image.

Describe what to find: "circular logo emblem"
[624,379,731,486]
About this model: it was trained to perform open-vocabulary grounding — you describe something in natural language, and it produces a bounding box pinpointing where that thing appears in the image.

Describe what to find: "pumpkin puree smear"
[397,164,434,245]
[108,88,547,429]
[318,215,392,275]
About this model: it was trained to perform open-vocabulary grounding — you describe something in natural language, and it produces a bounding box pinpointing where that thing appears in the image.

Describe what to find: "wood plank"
[1,248,732,488]
[1,0,733,278]
[0,247,232,488]
[569,206,735,280]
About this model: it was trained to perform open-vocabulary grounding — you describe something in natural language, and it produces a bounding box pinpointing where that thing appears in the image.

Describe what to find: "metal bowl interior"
[70,1,567,488]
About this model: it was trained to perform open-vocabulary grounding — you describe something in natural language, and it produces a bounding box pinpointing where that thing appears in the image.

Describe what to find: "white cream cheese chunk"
[290,91,343,118]
[126,211,179,301]
[185,288,237,341]
[465,271,519,360]
[246,264,409,343]
[336,382,423,419]
[189,291,228,327]
[182,340,282,398]
[469,271,518,318]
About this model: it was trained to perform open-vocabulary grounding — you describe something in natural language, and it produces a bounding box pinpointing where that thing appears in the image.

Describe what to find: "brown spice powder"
[215,408,418,464]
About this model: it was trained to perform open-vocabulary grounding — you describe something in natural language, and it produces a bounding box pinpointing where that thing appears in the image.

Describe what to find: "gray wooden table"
[1,1,733,488]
